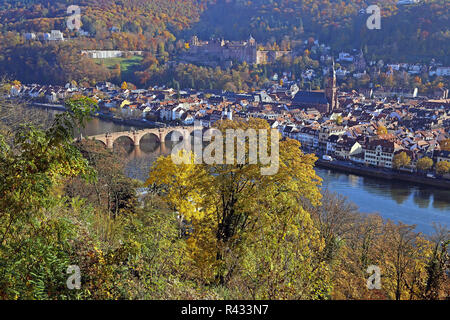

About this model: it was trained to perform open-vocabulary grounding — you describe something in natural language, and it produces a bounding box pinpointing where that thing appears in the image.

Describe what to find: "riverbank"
[27,102,450,191]
[316,159,450,190]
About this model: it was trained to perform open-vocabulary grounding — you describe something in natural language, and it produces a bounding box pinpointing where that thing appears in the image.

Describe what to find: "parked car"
[322,155,333,162]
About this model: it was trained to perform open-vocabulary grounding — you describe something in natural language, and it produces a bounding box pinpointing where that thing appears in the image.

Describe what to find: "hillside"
[1,0,448,62]
[0,0,204,38]
[0,0,206,84]
[0,0,448,85]
[181,0,449,63]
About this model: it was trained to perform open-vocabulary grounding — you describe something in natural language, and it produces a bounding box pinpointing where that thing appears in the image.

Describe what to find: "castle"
[188,35,290,65]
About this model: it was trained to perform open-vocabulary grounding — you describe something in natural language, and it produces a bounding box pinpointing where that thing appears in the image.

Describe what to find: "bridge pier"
[158,130,167,144]
[132,133,140,147]
[160,141,167,155]
[105,136,114,149]
[132,145,142,158]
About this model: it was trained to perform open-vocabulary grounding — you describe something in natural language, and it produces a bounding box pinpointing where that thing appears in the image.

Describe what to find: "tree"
[66,140,139,217]
[424,226,450,300]
[377,125,388,136]
[380,222,434,300]
[416,157,433,172]
[393,152,411,169]
[440,139,450,151]
[0,96,97,299]
[308,191,359,264]
[436,161,450,175]
[121,81,128,90]
[146,118,331,298]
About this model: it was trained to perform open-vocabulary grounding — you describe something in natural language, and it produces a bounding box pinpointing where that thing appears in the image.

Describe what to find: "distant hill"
[0,0,204,42]
[0,0,448,63]
[0,0,448,86]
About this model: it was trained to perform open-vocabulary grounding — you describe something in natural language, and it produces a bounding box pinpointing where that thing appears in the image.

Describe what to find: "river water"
[76,117,450,235]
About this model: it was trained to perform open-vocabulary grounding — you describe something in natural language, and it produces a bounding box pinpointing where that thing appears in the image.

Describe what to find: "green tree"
[0,96,97,299]
[66,140,139,217]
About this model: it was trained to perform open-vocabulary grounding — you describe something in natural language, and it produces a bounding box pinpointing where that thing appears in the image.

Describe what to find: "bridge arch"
[112,135,135,148]
[139,131,161,144]
[90,138,107,148]
[137,132,161,153]
[165,129,187,143]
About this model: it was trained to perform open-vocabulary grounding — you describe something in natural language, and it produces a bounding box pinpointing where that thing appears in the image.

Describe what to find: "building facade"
[364,139,398,168]
[189,35,290,65]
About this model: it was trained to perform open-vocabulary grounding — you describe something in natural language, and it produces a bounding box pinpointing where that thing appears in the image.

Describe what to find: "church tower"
[325,60,338,113]
[247,35,258,64]
[248,35,256,47]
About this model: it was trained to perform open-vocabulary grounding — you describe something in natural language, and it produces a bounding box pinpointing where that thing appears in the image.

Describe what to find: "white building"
[25,33,36,40]
[364,140,398,169]
[436,67,450,77]
[336,68,349,78]
[45,30,64,41]
[337,52,354,63]
[387,64,400,71]
[81,50,143,59]
[82,51,123,59]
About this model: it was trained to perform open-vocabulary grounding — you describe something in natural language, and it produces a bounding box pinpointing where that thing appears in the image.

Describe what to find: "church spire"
[325,59,338,113]
[331,58,336,79]
[248,34,256,46]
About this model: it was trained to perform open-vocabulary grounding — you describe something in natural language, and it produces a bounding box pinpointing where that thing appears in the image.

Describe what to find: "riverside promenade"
[316,159,450,189]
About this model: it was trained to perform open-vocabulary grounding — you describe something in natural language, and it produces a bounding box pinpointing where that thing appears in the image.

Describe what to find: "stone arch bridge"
[81,126,196,149]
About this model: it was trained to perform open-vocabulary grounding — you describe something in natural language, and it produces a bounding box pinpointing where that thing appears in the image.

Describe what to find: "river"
[73,116,450,235]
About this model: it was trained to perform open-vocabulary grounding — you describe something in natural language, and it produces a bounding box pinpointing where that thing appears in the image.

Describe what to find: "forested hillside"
[0,0,206,84]
[1,0,448,60]
[182,0,449,63]
[0,0,204,37]
[0,91,448,300]
[0,0,448,86]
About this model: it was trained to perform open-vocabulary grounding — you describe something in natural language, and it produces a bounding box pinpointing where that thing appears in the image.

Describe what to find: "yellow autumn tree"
[436,161,450,175]
[393,151,411,169]
[331,215,441,300]
[416,157,433,171]
[146,149,217,279]
[377,125,388,136]
[440,139,450,151]
[146,118,331,298]
[377,223,435,300]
